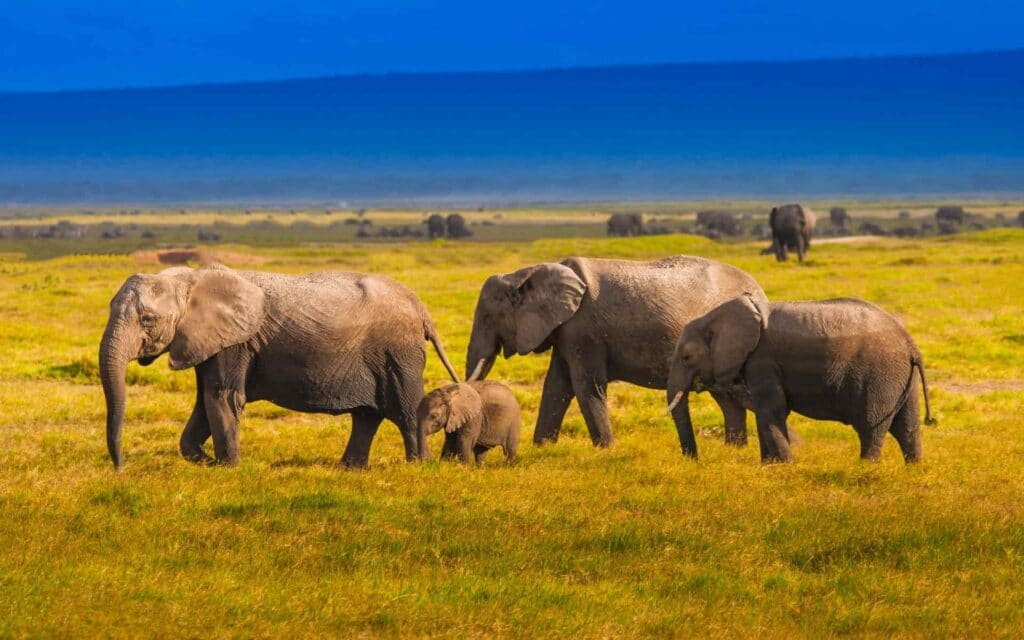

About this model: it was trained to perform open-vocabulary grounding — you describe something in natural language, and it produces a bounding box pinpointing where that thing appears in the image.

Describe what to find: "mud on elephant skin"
[99,264,460,469]
[464,255,768,457]
[417,381,521,465]
[667,295,933,464]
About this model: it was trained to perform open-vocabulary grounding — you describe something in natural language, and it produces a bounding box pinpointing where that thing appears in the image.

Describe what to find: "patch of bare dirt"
[133,249,270,267]
[814,235,887,245]
[939,380,1024,393]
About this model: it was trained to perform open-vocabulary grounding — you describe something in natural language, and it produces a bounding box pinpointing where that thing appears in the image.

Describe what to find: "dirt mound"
[133,249,270,267]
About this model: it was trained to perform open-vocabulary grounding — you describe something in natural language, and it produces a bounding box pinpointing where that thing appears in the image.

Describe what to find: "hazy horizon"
[2,50,1022,204]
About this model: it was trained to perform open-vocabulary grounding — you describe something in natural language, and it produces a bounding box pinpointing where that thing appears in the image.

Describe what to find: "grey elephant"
[465,256,768,457]
[606,212,644,237]
[425,214,446,239]
[667,295,933,463]
[99,264,460,469]
[695,210,741,236]
[768,204,816,262]
[417,381,521,464]
[445,213,473,239]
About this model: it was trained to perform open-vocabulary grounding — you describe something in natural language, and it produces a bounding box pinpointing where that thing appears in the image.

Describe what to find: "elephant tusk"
[468,358,486,381]
[665,391,684,415]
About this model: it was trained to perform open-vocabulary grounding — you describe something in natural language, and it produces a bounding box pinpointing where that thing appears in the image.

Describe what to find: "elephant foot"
[760,454,793,465]
[592,436,615,448]
[180,447,214,466]
[213,456,241,467]
[340,455,370,470]
[532,435,559,446]
[724,432,748,447]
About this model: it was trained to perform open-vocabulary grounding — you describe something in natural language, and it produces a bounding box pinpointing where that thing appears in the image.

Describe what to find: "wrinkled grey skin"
[99,265,459,469]
[425,214,446,239]
[417,381,521,464]
[769,204,816,262]
[465,256,768,457]
[667,296,933,463]
[606,213,644,237]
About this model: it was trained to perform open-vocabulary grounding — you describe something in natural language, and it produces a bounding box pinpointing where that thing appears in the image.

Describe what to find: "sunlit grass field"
[1,219,1023,637]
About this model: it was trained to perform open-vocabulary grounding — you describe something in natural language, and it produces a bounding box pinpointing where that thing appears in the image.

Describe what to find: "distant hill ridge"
[1,50,1021,202]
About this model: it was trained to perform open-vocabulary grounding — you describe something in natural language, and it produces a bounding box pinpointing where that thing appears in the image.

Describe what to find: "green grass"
[1,220,1023,637]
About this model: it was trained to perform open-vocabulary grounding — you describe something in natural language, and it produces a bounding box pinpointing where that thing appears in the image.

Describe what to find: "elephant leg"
[201,352,249,466]
[457,433,475,465]
[568,354,613,447]
[533,350,574,445]
[440,433,459,460]
[179,369,213,464]
[889,395,922,463]
[859,420,891,462]
[751,384,792,463]
[341,408,384,468]
[203,382,245,466]
[670,394,698,458]
[796,235,807,262]
[710,390,748,447]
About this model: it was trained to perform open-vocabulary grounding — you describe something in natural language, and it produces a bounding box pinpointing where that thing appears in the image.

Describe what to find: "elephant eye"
[139,313,156,327]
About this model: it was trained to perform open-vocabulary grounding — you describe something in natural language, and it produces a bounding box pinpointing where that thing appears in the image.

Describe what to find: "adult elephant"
[425,214,446,239]
[445,213,473,239]
[99,264,459,469]
[464,256,767,457]
[696,210,741,237]
[769,204,816,262]
[606,212,644,237]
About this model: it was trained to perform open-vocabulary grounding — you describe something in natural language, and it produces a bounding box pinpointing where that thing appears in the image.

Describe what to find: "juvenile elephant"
[417,381,521,464]
[99,265,460,469]
[769,204,816,262]
[465,256,768,457]
[667,295,933,463]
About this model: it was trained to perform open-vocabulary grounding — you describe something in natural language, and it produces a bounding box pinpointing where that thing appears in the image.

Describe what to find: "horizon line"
[3,47,1021,97]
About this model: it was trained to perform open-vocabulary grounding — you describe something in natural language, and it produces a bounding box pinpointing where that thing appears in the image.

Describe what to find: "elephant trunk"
[665,367,696,413]
[99,320,138,470]
[465,324,498,381]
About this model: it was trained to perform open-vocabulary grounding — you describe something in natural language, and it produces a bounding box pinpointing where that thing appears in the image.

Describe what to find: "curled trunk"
[99,321,136,469]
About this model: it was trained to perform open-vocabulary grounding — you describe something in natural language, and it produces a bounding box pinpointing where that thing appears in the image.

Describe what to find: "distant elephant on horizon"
[696,210,741,236]
[607,213,644,237]
[769,204,816,262]
[445,213,472,238]
[464,255,768,457]
[425,214,446,239]
[99,264,460,469]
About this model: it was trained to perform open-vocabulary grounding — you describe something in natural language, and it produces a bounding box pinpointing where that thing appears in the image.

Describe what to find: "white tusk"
[665,391,684,415]
[468,358,487,381]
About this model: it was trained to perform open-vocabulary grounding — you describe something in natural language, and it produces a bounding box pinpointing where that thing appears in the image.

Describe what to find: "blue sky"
[1,1,1023,91]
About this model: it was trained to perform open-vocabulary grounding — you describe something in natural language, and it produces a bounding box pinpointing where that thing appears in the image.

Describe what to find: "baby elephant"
[417,381,521,464]
[667,294,933,463]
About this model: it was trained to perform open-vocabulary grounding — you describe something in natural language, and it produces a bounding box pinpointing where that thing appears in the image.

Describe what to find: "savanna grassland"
[1,205,1023,638]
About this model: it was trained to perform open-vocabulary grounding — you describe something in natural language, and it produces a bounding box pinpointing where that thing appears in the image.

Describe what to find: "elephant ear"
[707,293,768,386]
[445,384,482,433]
[168,269,266,370]
[509,263,586,354]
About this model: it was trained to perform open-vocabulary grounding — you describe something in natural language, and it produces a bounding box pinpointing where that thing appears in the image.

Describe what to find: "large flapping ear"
[708,293,766,385]
[508,263,586,354]
[168,268,266,370]
[444,384,483,433]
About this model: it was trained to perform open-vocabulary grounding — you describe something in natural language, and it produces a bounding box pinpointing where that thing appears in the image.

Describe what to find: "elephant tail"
[423,318,460,383]
[913,355,936,426]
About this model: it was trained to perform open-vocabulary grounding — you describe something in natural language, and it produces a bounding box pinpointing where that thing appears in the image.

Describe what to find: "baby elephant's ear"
[445,384,483,433]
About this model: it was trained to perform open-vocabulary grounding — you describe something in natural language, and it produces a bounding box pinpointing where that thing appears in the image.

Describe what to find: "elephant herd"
[100,253,932,470]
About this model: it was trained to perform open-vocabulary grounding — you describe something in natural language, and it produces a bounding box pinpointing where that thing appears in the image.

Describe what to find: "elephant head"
[416,383,483,453]
[465,263,586,380]
[666,293,768,412]
[99,265,266,468]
